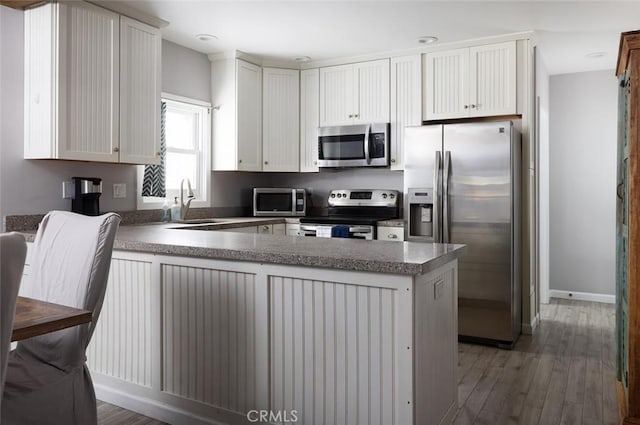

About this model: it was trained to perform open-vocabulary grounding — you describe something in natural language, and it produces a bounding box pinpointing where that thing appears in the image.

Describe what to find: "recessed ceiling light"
[418,36,439,45]
[196,34,218,42]
[294,56,311,62]
[586,51,606,59]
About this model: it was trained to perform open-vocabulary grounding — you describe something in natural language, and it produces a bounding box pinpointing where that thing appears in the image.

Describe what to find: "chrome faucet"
[180,178,195,220]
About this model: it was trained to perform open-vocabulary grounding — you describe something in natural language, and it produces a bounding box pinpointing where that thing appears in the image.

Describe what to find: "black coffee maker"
[71,177,102,216]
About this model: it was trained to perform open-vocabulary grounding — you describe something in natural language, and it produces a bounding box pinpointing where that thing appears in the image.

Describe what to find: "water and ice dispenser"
[407,188,434,241]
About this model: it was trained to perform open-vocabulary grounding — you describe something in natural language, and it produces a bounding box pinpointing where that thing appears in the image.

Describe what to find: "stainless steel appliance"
[71,177,102,216]
[317,123,390,168]
[300,189,399,240]
[253,188,307,217]
[404,121,521,348]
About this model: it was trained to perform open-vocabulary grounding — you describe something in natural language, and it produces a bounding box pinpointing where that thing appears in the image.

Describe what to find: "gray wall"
[549,70,617,296]
[0,6,212,220]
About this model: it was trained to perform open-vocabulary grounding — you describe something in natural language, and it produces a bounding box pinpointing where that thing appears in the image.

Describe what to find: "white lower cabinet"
[377,225,405,242]
[88,251,457,425]
[285,223,301,236]
[257,223,285,235]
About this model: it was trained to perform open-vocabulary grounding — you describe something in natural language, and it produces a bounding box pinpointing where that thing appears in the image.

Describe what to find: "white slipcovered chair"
[1,211,120,425]
[0,232,27,415]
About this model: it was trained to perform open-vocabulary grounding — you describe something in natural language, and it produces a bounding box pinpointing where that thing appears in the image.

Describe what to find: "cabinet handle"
[388,234,398,239]
[238,159,243,164]
[113,147,120,153]
[470,104,476,109]
[464,105,469,109]
[391,158,396,163]
[264,161,269,165]
[156,151,161,156]
[263,225,269,230]
[354,114,359,118]
[313,161,317,165]
[348,114,353,118]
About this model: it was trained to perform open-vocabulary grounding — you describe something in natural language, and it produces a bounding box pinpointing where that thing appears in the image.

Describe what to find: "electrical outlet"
[113,183,127,199]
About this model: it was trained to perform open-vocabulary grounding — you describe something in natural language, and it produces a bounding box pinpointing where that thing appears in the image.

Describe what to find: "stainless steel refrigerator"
[404,121,521,348]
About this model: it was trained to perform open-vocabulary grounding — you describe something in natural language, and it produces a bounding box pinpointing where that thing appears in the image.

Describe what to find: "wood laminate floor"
[97,298,617,425]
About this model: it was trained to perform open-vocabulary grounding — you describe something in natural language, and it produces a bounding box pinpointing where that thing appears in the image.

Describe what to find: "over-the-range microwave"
[317,123,390,168]
[253,188,307,217]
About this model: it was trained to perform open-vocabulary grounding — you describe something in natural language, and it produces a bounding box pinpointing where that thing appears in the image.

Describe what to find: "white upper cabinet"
[390,55,422,170]
[119,17,161,164]
[319,59,390,126]
[262,68,300,172]
[212,58,262,171]
[299,68,320,173]
[23,2,161,164]
[423,41,516,120]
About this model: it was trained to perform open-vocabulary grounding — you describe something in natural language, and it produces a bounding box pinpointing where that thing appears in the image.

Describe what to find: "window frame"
[136,93,211,210]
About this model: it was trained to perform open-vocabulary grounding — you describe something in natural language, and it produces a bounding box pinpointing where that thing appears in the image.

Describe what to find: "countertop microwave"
[317,123,390,168]
[253,188,307,217]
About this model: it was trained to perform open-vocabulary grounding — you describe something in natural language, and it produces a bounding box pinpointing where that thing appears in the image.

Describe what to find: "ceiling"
[108,1,640,75]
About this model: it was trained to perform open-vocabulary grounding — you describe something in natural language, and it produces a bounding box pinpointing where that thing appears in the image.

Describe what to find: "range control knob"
[382,193,388,199]
[330,193,336,198]
[337,193,342,198]
[389,193,395,199]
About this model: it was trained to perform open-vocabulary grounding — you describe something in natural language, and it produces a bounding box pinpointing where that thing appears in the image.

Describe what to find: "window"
[137,93,211,209]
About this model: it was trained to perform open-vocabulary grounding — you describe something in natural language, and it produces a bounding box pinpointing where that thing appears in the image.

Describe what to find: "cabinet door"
[377,226,405,242]
[355,59,390,124]
[319,64,355,126]
[119,17,161,164]
[469,41,516,117]
[300,69,320,173]
[236,60,262,171]
[423,48,469,120]
[263,68,300,172]
[390,55,422,170]
[57,2,120,162]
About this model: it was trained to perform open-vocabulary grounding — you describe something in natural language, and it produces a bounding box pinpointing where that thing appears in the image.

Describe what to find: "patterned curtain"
[142,101,167,197]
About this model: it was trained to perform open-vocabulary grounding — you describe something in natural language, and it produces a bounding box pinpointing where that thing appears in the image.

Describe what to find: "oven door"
[299,224,374,240]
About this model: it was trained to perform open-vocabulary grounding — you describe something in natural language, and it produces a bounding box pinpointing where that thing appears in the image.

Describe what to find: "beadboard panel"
[414,262,458,425]
[319,64,354,126]
[356,59,390,124]
[300,68,320,172]
[262,68,300,172]
[161,264,261,414]
[119,16,161,164]
[236,60,262,171]
[390,55,422,170]
[87,257,153,387]
[470,41,517,117]
[424,48,469,120]
[62,2,119,160]
[269,275,398,425]
[23,3,55,158]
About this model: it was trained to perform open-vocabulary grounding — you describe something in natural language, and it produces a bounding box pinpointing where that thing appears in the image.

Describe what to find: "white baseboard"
[94,384,231,425]
[522,312,540,335]
[549,289,615,304]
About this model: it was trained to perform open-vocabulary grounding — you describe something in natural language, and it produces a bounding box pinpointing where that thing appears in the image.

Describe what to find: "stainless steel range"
[299,189,400,240]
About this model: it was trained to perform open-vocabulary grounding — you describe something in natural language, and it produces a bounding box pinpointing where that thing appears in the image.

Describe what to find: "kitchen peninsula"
[24,221,465,425]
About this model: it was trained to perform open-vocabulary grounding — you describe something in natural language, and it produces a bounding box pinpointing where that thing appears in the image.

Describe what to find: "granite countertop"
[19,216,465,276]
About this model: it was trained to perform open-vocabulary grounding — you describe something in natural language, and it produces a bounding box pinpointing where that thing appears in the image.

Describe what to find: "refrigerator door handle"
[443,150,451,243]
[434,151,442,242]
